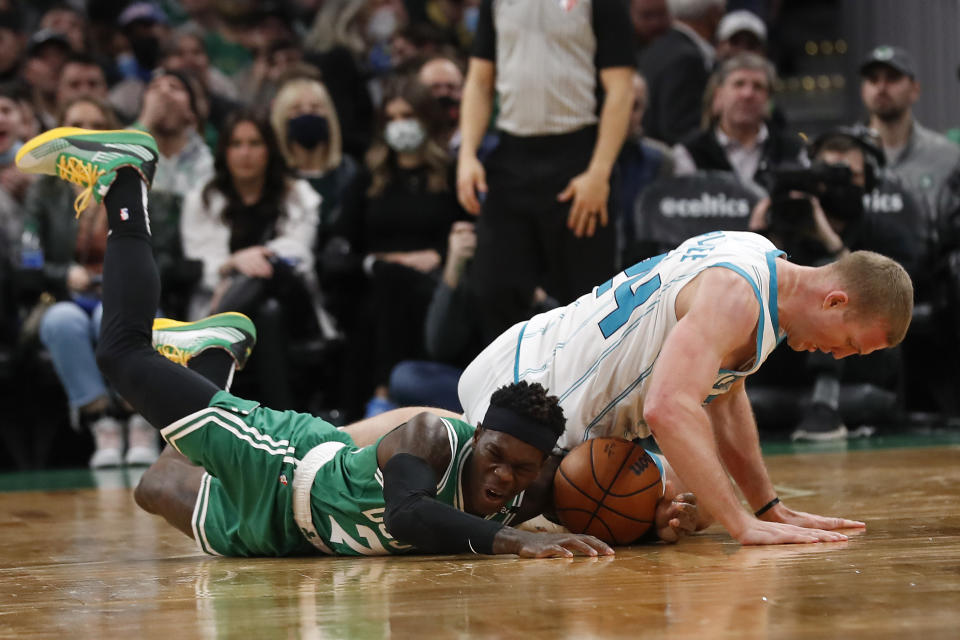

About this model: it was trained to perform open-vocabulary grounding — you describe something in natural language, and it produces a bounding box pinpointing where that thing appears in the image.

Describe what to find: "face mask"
[463,6,480,35]
[385,118,426,153]
[367,7,398,43]
[287,114,330,149]
[130,35,161,71]
[435,95,460,128]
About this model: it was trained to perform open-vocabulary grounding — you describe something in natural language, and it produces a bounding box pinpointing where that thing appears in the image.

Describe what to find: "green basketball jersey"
[293,417,524,556]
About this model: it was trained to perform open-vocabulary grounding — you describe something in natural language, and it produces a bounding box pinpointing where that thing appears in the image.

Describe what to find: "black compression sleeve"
[382,453,505,555]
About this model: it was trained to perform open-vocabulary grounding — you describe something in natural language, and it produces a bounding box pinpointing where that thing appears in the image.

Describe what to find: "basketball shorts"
[160,390,355,557]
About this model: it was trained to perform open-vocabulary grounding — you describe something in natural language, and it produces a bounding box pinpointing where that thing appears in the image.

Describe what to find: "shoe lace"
[57,156,105,218]
[156,344,190,366]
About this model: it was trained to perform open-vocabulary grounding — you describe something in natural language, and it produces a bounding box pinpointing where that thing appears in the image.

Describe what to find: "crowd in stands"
[1,0,959,469]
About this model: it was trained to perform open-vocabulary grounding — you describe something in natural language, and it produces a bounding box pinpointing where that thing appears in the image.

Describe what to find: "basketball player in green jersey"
[15,127,620,558]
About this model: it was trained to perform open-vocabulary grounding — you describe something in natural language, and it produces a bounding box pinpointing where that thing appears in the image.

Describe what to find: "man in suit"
[638,0,725,145]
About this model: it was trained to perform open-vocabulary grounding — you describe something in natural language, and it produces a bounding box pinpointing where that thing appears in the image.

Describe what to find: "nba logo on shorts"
[120,207,129,221]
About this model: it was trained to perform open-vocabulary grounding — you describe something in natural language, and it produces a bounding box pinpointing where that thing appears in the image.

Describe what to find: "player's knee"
[134,468,162,514]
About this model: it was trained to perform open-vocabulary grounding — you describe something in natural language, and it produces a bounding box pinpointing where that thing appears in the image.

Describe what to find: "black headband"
[481,405,558,454]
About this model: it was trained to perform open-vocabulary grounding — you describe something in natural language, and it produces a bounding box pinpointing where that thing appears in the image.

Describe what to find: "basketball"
[553,437,663,545]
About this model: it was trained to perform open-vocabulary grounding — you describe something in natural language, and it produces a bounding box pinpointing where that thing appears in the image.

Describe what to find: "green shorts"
[160,390,354,557]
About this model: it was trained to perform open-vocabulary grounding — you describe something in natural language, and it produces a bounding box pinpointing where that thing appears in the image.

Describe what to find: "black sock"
[103,168,151,238]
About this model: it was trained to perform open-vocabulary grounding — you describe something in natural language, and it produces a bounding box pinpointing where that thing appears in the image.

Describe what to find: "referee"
[457,0,635,342]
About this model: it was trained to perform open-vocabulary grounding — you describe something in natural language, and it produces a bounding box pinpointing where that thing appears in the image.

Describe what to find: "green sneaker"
[152,312,257,371]
[15,127,158,217]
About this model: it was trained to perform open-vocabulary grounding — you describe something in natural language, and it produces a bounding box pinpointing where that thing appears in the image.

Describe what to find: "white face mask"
[367,7,398,43]
[384,118,426,153]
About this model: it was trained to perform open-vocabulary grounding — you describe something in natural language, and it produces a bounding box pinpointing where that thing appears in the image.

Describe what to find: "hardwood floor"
[1,446,958,639]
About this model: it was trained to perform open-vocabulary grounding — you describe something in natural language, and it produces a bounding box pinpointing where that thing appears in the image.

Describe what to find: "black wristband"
[754,496,780,518]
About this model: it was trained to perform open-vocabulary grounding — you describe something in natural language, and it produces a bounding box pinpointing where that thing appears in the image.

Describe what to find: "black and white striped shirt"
[473,0,634,137]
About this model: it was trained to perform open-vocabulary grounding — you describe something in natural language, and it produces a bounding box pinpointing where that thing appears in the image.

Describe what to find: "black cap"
[859,45,916,79]
[27,29,71,57]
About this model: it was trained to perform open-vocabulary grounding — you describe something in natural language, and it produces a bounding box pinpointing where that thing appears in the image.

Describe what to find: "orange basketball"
[553,437,663,545]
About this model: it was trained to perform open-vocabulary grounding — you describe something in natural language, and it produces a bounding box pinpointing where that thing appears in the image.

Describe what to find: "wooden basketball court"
[2,444,959,639]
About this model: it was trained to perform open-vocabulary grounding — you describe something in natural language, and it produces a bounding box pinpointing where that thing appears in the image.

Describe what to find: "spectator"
[859,44,960,238]
[38,2,88,53]
[21,29,72,130]
[116,2,169,82]
[22,97,159,467]
[270,76,359,237]
[638,0,725,145]
[55,52,109,110]
[0,83,32,219]
[630,0,671,54]
[303,0,368,59]
[180,111,323,409]
[134,71,212,199]
[422,0,481,52]
[749,127,922,440]
[417,56,462,150]
[715,9,766,61]
[163,27,239,104]
[109,2,171,122]
[673,53,805,185]
[332,78,463,418]
[615,71,675,268]
[241,37,307,111]
[131,70,213,319]
[457,0,634,343]
[388,22,449,75]
[160,29,239,149]
[0,10,25,84]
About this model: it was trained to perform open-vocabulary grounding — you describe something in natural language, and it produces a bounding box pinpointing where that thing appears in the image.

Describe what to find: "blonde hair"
[831,251,914,345]
[270,78,343,172]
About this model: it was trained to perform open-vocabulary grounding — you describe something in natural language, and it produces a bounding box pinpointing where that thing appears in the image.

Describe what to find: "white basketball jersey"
[459,231,786,451]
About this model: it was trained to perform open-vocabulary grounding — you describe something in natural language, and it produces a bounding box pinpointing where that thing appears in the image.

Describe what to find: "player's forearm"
[646,405,752,538]
[711,390,778,511]
[386,492,505,554]
[382,453,505,554]
[586,68,633,179]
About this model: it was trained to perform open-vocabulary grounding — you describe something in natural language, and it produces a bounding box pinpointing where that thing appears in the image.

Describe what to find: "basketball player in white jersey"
[459,230,913,545]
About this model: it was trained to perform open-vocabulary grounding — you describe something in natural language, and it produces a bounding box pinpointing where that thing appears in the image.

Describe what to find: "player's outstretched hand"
[759,502,866,532]
[734,519,851,546]
[494,528,615,558]
[655,492,698,544]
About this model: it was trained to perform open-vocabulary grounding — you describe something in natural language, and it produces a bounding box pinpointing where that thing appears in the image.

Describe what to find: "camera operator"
[749,127,923,441]
[752,127,922,275]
